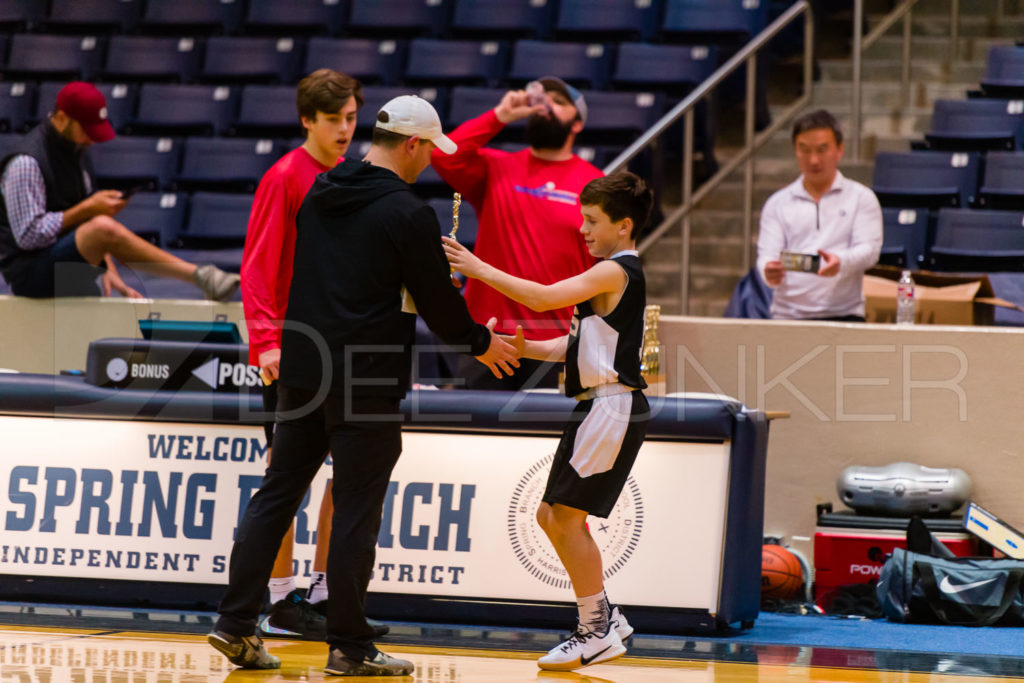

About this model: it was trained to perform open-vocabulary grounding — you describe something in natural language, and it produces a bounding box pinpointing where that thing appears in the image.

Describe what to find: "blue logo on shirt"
[513,182,579,206]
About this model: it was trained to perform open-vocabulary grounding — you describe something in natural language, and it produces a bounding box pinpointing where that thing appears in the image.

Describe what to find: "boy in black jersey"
[443,171,653,671]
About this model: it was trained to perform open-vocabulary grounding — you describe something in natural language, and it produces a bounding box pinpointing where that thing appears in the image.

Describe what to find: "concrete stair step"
[819,58,987,84]
[866,12,1024,38]
[811,80,978,110]
[866,35,1017,62]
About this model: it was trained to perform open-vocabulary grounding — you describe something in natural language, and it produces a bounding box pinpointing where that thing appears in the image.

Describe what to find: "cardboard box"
[864,265,1021,325]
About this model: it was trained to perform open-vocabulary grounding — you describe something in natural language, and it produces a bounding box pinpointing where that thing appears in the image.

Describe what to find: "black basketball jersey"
[564,251,647,397]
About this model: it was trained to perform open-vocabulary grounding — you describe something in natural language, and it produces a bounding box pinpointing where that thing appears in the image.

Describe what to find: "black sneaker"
[311,600,391,637]
[324,649,414,676]
[258,590,326,640]
[207,630,280,669]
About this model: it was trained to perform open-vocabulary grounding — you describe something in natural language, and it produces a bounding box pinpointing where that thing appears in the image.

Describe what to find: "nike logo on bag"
[938,576,999,594]
[580,645,613,666]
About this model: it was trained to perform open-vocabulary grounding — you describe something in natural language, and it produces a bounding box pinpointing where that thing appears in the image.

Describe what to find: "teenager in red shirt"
[240,69,385,640]
[431,77,602,390]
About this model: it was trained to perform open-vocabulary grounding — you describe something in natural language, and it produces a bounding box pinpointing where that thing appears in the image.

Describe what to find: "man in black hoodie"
[209,96,518,676]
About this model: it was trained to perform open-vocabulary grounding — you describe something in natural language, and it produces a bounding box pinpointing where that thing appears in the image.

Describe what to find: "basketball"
[761,544,803,599]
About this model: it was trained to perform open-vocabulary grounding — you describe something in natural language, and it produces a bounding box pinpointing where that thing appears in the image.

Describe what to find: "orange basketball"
[761,544,803,599]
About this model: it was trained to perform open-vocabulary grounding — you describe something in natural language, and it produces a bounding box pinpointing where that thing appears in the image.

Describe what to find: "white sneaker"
[537,627,625,671]
[610,605,634,640]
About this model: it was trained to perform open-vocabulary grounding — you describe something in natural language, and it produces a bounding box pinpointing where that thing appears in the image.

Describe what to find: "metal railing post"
[851,0,864,160]
[950,0,959,60]
[743,54,756,274]
[681,109,694,315]
[902,7,912,105]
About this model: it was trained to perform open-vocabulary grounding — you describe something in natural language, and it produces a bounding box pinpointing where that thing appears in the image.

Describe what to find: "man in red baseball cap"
[0,82,239,300]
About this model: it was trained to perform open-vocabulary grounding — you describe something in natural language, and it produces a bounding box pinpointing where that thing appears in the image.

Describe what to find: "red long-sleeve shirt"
[241,146,332,366]
[431,110,602,339]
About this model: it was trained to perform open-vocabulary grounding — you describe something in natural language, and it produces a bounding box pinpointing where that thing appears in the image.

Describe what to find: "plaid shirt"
[1,154,92,251]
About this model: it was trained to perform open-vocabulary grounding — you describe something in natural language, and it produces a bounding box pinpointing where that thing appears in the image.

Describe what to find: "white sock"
[307,571,328,604]
[576,590,609,635]
[268,576,295,605]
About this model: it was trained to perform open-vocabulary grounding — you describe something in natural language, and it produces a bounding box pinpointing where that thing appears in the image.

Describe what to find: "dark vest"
[0,122,95,277]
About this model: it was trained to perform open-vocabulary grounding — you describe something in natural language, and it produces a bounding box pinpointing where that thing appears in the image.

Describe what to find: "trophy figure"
[402,192,462,314]
[640,304,666,396]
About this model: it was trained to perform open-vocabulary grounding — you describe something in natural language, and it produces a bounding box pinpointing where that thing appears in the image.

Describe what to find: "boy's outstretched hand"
[442,236,487,279]
[476,317,520,378]
[497,325,526,360]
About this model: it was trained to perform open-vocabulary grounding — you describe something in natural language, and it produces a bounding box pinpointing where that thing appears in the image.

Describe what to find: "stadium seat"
[925,99,1024,152]
[0,0,44,30]
[980,45,1024,99]
[404,39,509,87]
[89,136,183,193]
[0,82,36,134]
[612,43,718,95]
[555,0,661,41]
[662,0,770,40]
[508,40,613,90]
[35,82,136,133]
[872,151,980,209]
[304,38,407,86]
[101,36,201,83]
[428,197,478,251]
[140,0,243,34]
[201,37,301,85]
[576,90,665,143]
[176,192,254,249]
[113,191,187,247]
[978,152,1024,211]
[879,208,930,269]
[361,86,448,131]
[243,0,347,36]
[0,132,22,159]
[4,34,104,82]
[451,0,553,39]
[348,0,450,37]
[928,208,1024,272]
[44,0,141,33]
[446,87,519,130]
[128,84,239,136]
[174,137,281,193]
[231,85,302,138]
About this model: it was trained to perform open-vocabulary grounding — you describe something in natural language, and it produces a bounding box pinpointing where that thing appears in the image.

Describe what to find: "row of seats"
[0,82,665,143]
[2,0,771,42]
[873,151,1024,212]
[880,208,1024,273]
[0,33,721,93]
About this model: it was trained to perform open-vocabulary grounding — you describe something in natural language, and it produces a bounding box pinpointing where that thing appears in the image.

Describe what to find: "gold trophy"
[640,304,666,396]
[402,192,462,314]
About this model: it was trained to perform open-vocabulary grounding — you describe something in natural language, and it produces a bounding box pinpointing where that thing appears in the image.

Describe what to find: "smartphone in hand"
[780,250,821,273]
[119,183,150,200]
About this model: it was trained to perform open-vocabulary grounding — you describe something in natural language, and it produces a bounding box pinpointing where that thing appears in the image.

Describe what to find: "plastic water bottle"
[896,269,915,324]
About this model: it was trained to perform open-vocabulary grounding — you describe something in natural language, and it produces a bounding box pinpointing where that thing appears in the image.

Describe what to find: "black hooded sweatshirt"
[279,158,491,398]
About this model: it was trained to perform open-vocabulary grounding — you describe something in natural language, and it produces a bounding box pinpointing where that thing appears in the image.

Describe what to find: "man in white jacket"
[756,109,882,321]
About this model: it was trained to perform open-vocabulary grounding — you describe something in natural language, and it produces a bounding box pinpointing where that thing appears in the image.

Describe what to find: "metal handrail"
[604,0,814,314]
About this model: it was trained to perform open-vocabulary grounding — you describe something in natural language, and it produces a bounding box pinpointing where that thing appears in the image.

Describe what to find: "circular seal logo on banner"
[106,357,128,382]
[507,453,644,590]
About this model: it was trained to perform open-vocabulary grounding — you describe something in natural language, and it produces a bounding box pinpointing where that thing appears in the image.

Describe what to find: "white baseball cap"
[375,95,457,155]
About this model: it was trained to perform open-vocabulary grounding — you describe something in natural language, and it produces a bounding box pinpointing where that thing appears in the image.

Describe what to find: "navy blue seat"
[35,82,136,133]
[576,90,664,143]
[4,34,104,81]
[872,151,980,209]
[451,0,553,39]
[0,132,22,159]
[612,42,717,95]
[662,0,769,40]
[348,0,449,37]
[114,191,187,247]
[129,84,239,136]
[140,0,243,34]
[231,85,303,137]
[508,40,613,90]
[44,0,141,33]
[243,0,347,36]
[360,86,448,131]
[175,137,281,193]
[928,208,1024,272]
[0,82,36,134]
[176,192,254,249]
[978,152,1024,211]
[428,197,478,251]
[981,45,1024,99]
[879,208,930,269]
[89,136,183,192]
[405,39,509,87]
[926,99,1024,152]
[304,38,407,86]
[0,0,44,30]
[556,0,661,41]
[102,36,201,83]
[446,87,519,130]
[201,37,301,85]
